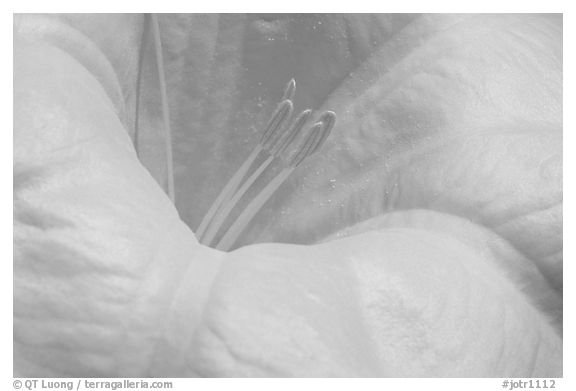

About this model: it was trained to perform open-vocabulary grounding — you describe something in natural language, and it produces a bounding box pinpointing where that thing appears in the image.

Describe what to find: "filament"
[195,146,262,240]
[151,14,175,203]
[215,167,295,251]
[134,14,150,158]
[202,154,275,246]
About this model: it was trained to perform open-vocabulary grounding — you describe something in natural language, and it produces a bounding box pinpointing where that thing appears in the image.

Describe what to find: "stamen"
[197,92,293,241]
[215,113,337,251]
[197,77,337,251]
[201,108,312,246]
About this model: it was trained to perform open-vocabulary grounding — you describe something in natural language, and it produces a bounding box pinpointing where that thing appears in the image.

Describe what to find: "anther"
[308,111,336,156]
[270,109,313,157]
[281,78,296,101]
[260,99,293,150]
[290,122,324,167]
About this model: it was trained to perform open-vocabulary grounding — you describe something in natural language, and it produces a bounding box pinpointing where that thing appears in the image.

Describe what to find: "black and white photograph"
[12,8,565,383]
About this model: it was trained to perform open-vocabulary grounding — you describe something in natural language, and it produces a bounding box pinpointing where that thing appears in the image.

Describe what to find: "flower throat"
[196,79,336,251]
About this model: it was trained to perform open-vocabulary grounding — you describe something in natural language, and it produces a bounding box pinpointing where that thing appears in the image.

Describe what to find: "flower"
[14,13,562,377]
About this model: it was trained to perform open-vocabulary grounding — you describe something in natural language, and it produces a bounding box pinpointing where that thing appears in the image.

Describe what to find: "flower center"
[195,79,336,250]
